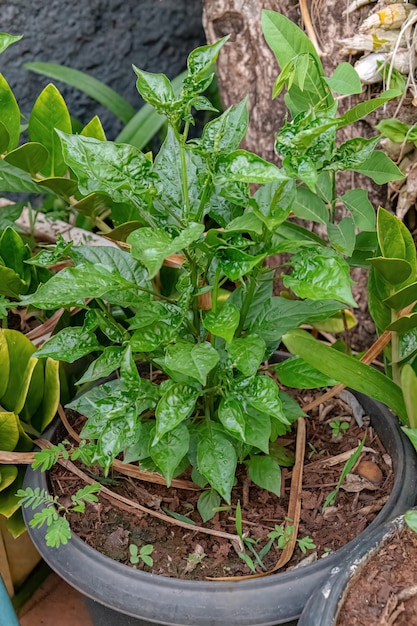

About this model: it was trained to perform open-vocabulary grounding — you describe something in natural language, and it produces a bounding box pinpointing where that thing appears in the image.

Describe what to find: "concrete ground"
[18,573,92,626]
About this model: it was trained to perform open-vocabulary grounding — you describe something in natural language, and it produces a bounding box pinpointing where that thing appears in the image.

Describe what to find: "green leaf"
[0,33,23,55]
[387,313,417,333]
[197,488,221,522]
[197,428,237,503]
[328,136,380,171]
[282,328,408,423]
[0,465,18,492]
[0,159,48,194]
[0,412,19,451]
[292,187,328,224]
[327,217,356,256]
[197,98,248,157]
[352,150,404,184]
[247,456,281,497]
[218,249,266,282]
[276,356,338,388]
[1,329,38,414]
[81,116,106,141]
[203,302,240,344]
[250,296,344,343]
[339,189,376,231]
[116,71,187,149]
[0,74,20,150]
[384,282,417,310]
[254,179,296,229]
[164,341,219,385]
[377,207,416,271]
[57,132,154,204]
[401,365,417,428]
[76,346,125,385]
[154,382,199,443]
[244,408,272,453]
[243,375,288,424]
[34,328,102,363]
[150,423,190,487]
[227,334,266,376]
[376,119,410,144]
[218,396,246,441]
[187,38,229,81]
[45,516,72,548]
[4,142,49,176]
[215,150,284,184]
[337,90,401,128]
[284,247,356,307]
[28,84,72,177]
[369,257,413,285]
[324,63,362,95]
[133,68,175,109]
[128,222,204,278]
[405,509,417,533]
[25,62,136,124]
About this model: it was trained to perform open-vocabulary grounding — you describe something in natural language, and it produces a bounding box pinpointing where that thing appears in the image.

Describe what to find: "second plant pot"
[22,391,417,626]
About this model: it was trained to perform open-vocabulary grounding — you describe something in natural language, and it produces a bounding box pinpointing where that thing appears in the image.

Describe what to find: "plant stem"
[178,121,191,220]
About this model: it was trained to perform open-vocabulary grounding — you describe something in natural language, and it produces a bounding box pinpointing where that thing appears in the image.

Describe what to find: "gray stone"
[1,0,204,138]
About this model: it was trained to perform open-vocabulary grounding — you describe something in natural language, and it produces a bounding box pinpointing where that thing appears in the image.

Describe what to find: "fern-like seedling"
[17,483,101,548]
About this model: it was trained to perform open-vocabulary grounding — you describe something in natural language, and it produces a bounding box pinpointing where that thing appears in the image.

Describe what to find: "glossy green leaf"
[81,116,106,140]
[254,179,296,229]
[377,207,417,271]
[0,33,23,54]
[384,282,417,311]
[76,346,125,385]
[25,62,136,123]
[197,98,248,157]
[29,84,72,177]
[376,119,409,144]
[218,249,266,282]
[215,150,284,185]
[21,262,139,309]
[0,159,48,194]
[324,63,362,95]
[164,341,219,385]
[150,423,190,487]
[57,132,154,204]
[292,187,328,224]
[402,427,417,455]
[71,245,149,289]
[243,375,288,423]
[0,265,27,297]
[197,488,221,523]
[352,151,404,184]
[1,329,37,413]
[128,222,204,278]
[340,189,376,231]
[133,68,175,109]
[369,257,413,286]
[398,327,417,363]
[227,334,266,377]
[218,396,246,441]
[337,90,401,128]
[275,356,338,388]
[247,455,281,497]
[401,365,417,428]
[0,465,18,493]
[328,136,380,172]
[225,212,264,235]
[327,217,356,257]
[244,408,272,453]
[0,331,9,397]
[0,467,24,517]
[284,247,356,307]
[19,358,45,422]
[0,74,20,150]
[203,302,240,344]
[36,175,78,197]
[31,358,60,432]
[34,328,102,363]
[197,428,237,503]
[4,142,48,176]
[154,382,199,443]
[0,122,9,153]
[250,296,344,343]
[405,509,417,532]
[187,38,229,80]
[387,313,417,333]
[0,412,19,451]
[283,328,408,423]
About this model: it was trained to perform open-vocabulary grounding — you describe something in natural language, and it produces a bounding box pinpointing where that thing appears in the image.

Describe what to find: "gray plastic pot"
[298,512,412,626]
[23,392,417,626]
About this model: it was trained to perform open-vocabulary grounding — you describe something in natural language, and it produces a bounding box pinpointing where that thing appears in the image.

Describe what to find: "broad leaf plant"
[0,14,410,521]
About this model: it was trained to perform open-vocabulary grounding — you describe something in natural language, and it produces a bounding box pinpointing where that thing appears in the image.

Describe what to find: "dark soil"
[49,390,393,581]
[337,524,417,626]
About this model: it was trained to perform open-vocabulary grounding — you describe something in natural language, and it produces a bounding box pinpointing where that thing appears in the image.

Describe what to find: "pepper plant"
[14,14,406,517]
